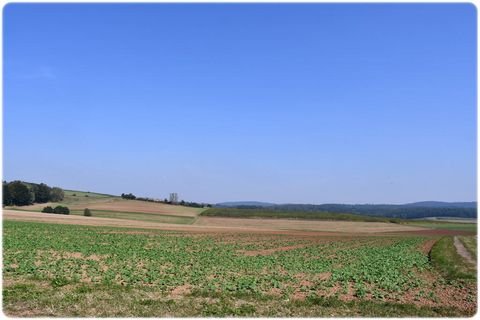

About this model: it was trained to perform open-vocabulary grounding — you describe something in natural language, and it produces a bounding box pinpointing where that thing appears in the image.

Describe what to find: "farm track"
[4,209,431,237]
[420,239,438,254]
[454,236,476,265]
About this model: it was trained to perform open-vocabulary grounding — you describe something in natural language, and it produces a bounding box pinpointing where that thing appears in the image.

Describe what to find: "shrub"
[42,206,54,213]
[72,193,76,196]
[54,205,70,215]
[84,208,92,217]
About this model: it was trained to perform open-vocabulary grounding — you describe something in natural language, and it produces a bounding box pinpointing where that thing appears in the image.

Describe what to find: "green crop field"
[3,220,476,317]
[405,221,477,233]
[201,207,402,223]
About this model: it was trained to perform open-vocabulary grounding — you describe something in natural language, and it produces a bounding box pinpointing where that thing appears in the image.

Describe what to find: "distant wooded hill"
[215,201,477,219]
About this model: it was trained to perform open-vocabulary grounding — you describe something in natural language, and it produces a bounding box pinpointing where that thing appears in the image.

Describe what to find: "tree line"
[216,203,477,219]
[3,181,64,206]
[121,192,212,208]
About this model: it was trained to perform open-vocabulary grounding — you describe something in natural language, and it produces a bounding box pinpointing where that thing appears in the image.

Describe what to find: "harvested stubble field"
[2,219,477,317]
[195,216,428,233]
[3,209,428,236]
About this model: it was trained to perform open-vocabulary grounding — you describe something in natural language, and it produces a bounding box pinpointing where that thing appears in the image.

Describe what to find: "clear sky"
[3,3,477,204]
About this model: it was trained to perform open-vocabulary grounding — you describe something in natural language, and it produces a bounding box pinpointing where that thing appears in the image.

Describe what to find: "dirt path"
[454,236,476,265]
[420,239,438,254]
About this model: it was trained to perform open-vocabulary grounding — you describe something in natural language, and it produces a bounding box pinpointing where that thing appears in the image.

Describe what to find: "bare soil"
[420,239,438,254]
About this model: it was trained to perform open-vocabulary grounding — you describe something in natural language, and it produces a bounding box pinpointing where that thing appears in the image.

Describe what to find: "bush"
[53,205,70,215]
[84,208,92,217]
[42,206,54,213]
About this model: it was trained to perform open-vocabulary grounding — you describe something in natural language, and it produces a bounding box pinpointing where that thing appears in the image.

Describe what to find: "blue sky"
[3,3,477,204]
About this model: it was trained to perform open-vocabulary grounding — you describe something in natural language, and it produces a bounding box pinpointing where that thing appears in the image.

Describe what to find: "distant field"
[201,208,401,223]
[418,217,477,223]
[3,210,426,235]
[195,216,428,234]
[7,190,204,218]
[406,221,477,233]
[3,220,476,317]
[69,210,196,225]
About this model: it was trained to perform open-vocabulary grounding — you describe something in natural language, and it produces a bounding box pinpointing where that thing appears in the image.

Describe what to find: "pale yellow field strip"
[195,216,429,233]
[3,210,428,236]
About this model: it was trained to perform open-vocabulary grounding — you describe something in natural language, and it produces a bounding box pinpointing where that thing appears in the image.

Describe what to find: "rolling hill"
[7,189,205,224]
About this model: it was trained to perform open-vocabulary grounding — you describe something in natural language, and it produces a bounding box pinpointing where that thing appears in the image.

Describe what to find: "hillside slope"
[6,189,204,224]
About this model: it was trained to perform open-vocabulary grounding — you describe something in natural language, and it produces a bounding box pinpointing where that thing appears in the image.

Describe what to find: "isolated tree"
[8,181,33,206]
[50,187,64,202]
[84,208,92,217]
[34,183,52,203]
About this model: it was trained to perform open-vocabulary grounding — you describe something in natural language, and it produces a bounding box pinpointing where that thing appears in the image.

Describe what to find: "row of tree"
[121,192,212,208]
[218,203,477,219]
[121,193,136,200]
[178,200,212,208]
[42,205,70,215]
[3,181,64,206]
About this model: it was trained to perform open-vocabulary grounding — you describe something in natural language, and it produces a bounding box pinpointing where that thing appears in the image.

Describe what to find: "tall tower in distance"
[169,193,178,204]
